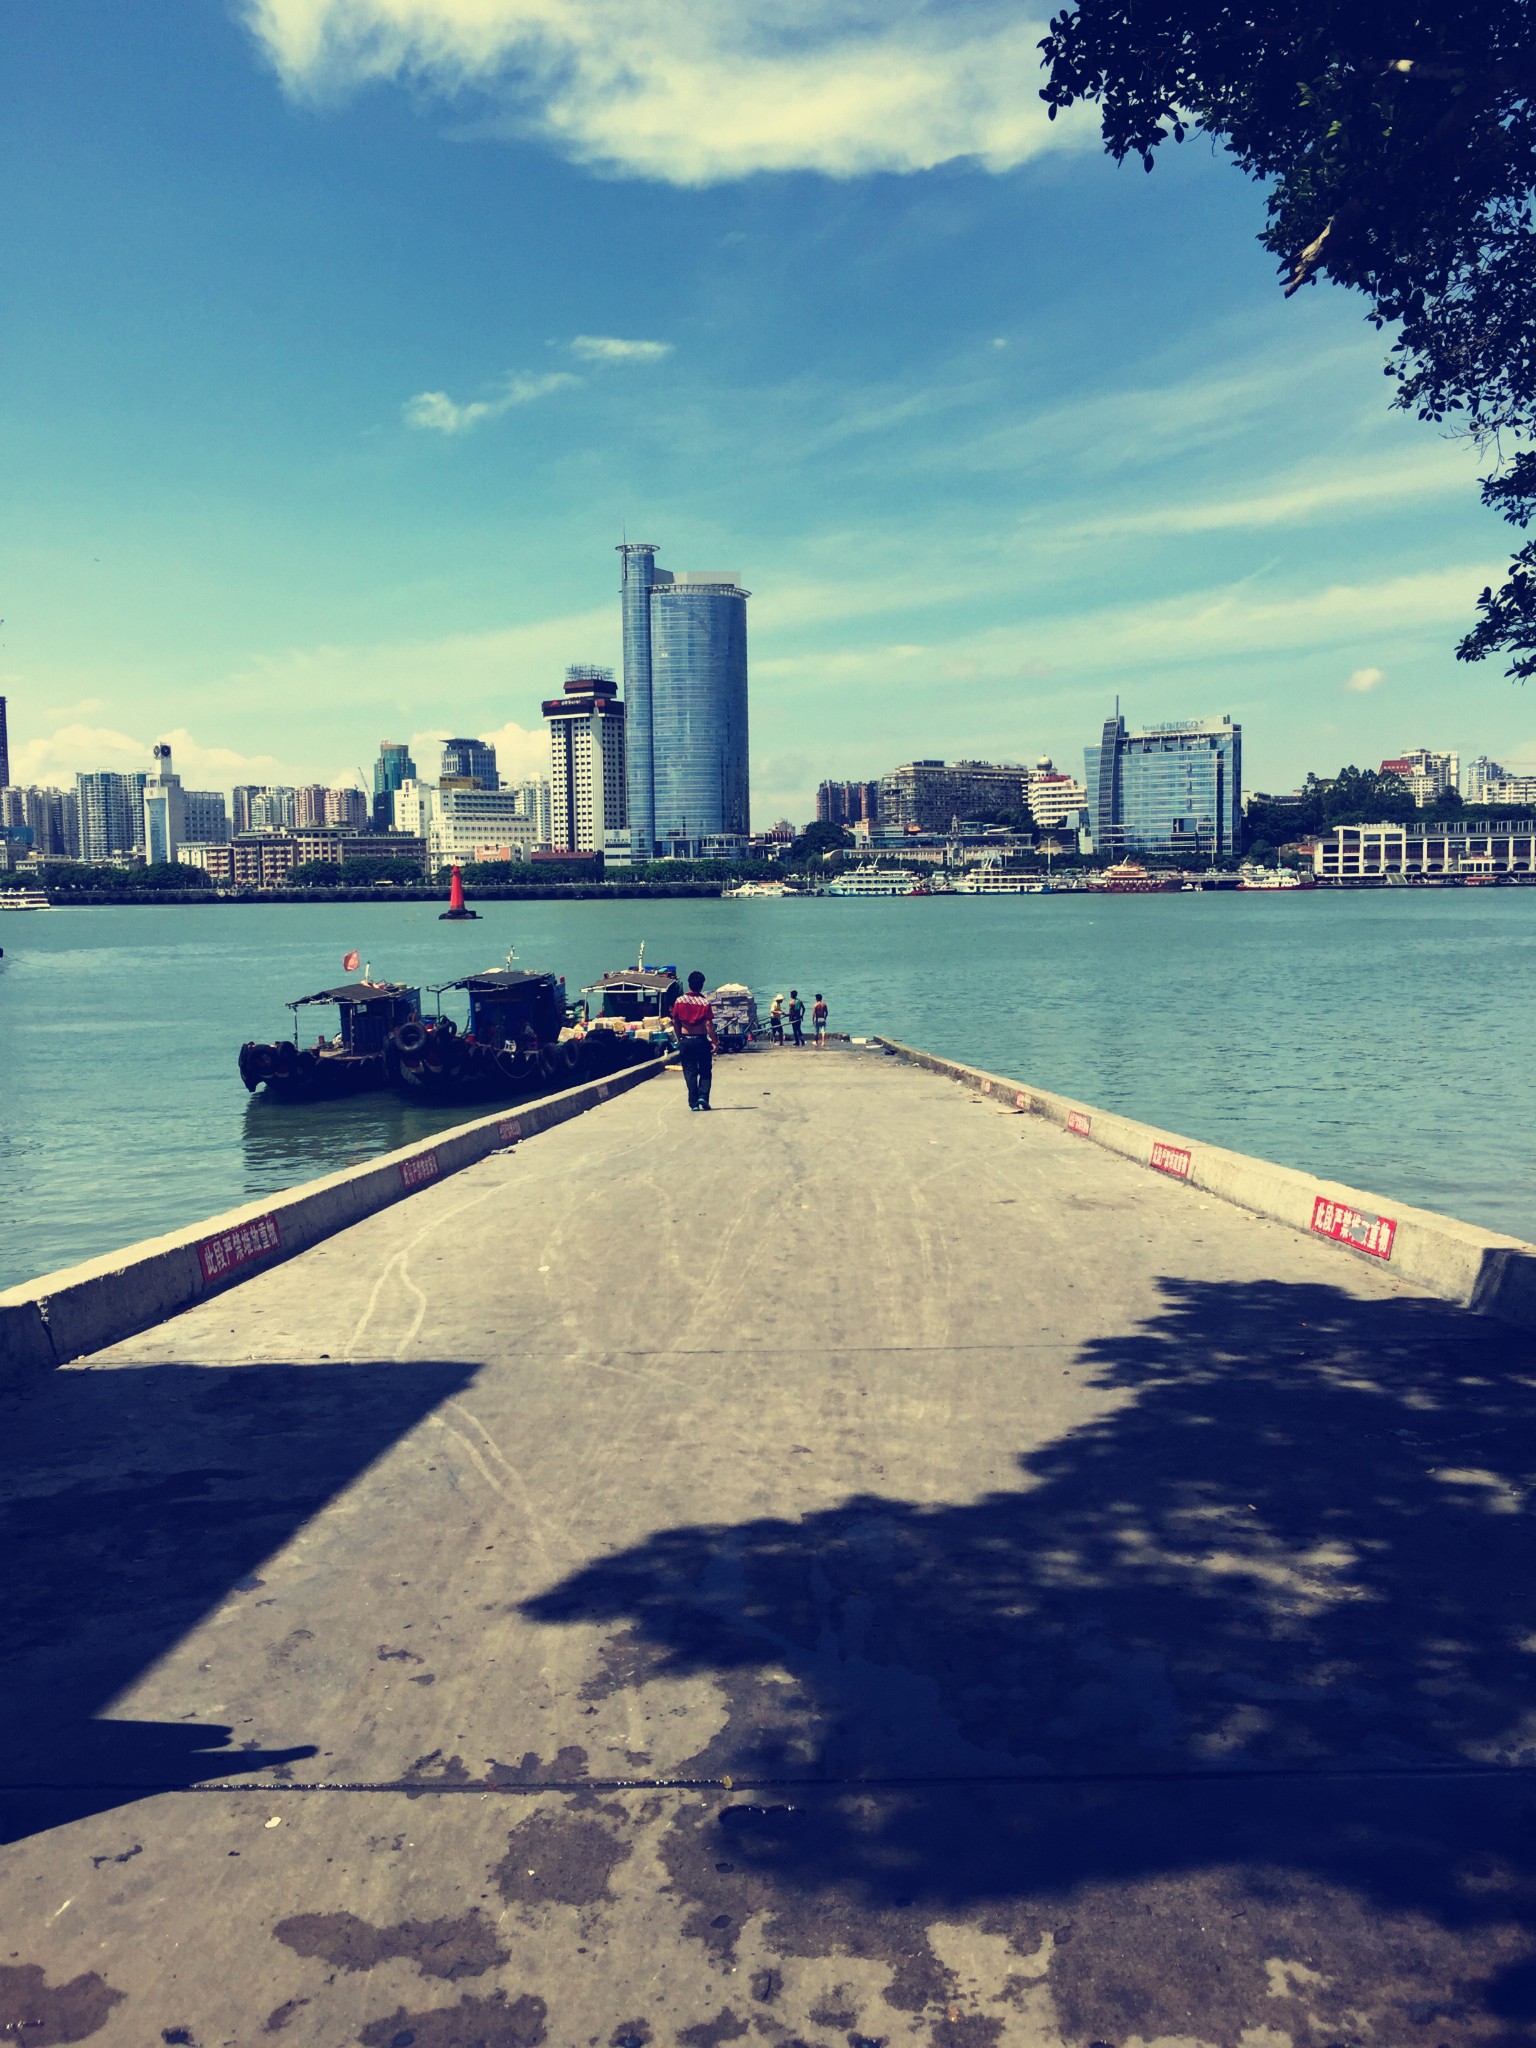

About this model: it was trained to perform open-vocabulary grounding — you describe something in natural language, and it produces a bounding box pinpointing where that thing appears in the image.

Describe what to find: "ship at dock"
[240,980,422,1098]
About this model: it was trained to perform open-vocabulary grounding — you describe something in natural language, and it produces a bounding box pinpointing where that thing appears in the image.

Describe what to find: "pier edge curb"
[0,1056,668,1390]
[870,1036,1536,1330]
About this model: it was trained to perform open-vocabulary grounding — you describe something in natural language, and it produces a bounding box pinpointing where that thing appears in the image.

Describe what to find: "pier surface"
[5,1047,1536,2044]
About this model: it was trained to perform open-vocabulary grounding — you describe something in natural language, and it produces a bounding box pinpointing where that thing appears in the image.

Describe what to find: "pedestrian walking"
[769,994,785,1045]
[812,993,828,1046]
[787,990,805,1047]
[670,970,718,1111]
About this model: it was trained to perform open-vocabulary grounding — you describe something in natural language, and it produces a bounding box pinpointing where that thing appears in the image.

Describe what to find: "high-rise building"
[816,779,880,827]
[1026,759,1090,832]
[182,791,229,844]
[544,664,628,856]
[295,783,328,828]
[1084,712,1241,858]
[142,743,188,864]
[0,784,78,858]
[324,785,370,831]
[440,737,498,790]
[511,777,553,848]
[77,771,147,861]
[619,544,750,859]
[1465,755,1506,804]
[0,694,9,788]
[1380,748,1460,807]
[878,760,1031,834]
[233,784,298,833]
[372,741,417,830]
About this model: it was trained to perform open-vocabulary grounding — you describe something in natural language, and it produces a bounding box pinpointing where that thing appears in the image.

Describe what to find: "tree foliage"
[1039,1,1536,677]
[30,860,214,892]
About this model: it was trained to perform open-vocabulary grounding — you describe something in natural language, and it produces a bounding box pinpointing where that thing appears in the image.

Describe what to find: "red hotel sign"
[1311,1195,1397,1261]
[1067,1110,1092,1137]
[1151,1142,1192,1180]
[198,1213,281,1283]
[400,1150,441,1191]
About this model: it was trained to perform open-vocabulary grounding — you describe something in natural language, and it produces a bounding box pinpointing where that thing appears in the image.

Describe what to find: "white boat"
[1238,867,1304,891]
[951,861,1046,895]
[721,879,800,899]
[826,865,927,897]
[0,886,50,910]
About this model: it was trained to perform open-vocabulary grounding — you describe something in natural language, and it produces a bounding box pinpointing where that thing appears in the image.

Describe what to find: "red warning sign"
[498,1118,522,1144]
[400,1150,441,1191]
[198,1213,281,1283]
[1150,1142,1192,1180]
[1310,1195,1396,1261]
[1067,1110,1091,1137]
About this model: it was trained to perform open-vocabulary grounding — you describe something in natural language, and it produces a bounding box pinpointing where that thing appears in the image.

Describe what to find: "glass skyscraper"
[619,544,750,859]
[373,741,417,830]
[440,737,498,789]
[1084,712,1241,858]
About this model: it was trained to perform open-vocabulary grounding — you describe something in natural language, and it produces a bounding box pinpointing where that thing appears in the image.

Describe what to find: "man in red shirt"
[670,970,719,1112]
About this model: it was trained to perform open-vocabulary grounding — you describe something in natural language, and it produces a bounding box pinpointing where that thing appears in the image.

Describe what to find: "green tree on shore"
[1038,2,1536,678]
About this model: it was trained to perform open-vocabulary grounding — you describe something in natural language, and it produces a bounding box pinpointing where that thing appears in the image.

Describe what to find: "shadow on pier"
[526,1276,1536,2030]
[0,1356,474,1845]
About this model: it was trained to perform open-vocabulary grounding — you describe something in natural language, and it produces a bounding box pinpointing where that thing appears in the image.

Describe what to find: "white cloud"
[570,335,673,363]
[11,724,291,792]
[402,370,579,434]
[1067,450,1478,539]
[1345,665,1386,693]
[242,0,1084,184]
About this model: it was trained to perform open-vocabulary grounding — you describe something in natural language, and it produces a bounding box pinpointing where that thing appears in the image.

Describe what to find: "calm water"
[2,891,1534,1288]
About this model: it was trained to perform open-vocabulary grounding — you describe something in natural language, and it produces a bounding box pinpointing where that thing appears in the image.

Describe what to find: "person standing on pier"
[769,994,785,1045]
[812,993,828,1047]
[788,990,805,1047]
[670,970,719,1111]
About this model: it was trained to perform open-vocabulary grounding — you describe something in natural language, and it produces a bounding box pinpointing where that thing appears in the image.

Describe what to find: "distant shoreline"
[10,881,729,906]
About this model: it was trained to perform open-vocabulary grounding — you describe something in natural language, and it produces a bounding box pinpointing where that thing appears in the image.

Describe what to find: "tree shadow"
[0,1356,475,1845]
[524,1277,1536,2021]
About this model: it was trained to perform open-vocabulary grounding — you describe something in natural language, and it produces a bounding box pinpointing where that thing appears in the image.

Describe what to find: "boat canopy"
[287,981,415,1009]
[428,968,559,996]
[582,969,679,994]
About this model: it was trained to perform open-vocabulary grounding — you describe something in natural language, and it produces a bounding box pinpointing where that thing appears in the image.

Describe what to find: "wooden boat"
[240,980,422,1098]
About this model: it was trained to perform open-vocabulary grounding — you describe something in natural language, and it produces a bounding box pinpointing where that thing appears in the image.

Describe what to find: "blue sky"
[2,0,1527,824]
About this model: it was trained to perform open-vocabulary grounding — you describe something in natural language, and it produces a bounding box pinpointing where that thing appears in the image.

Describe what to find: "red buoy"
[439,861,480,921]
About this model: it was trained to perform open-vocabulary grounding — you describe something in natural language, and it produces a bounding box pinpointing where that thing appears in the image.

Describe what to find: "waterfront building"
[77,770,147,861]
[816,779,881,827]
[143,744,187,864]
[544,664,628,856]
[427,790,536,871]
[180,830,427,889]
[440,737,498,790]
[619,543,750,860]
[1312,817,1536,879]
[879,760,1031,834]
[1084,712,1241,859]
[373,741,417,830]
[1380,748,1459,807]
[1026,759,1089,831]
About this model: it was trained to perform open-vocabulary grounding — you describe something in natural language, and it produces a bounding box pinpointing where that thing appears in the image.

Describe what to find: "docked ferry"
[0,886,50,911]
[826,865,928,897]
[1099,861,1179,894]
[951,861,1046,895]
[1238,866,1306,890]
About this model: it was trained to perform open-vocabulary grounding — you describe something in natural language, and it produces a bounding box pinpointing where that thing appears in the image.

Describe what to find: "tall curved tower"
[619,543,749,860]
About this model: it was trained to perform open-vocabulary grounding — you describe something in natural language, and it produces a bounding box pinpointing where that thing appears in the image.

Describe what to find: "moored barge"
[240,980,422,1098]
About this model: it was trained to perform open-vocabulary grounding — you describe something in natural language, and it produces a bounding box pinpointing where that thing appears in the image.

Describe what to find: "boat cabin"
[288,981,421,1054]
[430,967,571,1050]
[583,968,682,1035]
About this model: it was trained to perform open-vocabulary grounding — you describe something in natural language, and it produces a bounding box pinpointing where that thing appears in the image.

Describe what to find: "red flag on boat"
[343,949,360,971]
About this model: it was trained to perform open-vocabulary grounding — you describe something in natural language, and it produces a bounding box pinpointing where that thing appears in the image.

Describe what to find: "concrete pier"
[5,1046,1536,2043]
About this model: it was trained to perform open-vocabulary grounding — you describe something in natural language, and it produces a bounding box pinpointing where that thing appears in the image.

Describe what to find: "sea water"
[1,889,1533,1289]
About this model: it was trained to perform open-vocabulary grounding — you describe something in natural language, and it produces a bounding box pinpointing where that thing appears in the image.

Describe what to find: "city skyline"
[5,5,1532,830]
